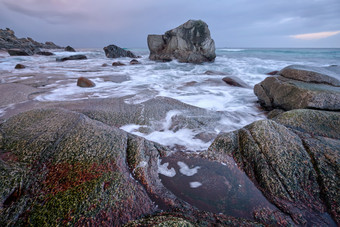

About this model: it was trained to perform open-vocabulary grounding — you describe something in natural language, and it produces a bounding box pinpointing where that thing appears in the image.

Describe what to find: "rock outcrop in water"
[147,20,216,63]
[254,65,340,110]
[103,44,137,58]
[0,28,63,55]
[203,109,339,226]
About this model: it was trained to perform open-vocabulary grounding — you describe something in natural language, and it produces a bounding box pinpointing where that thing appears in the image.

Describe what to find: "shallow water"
[158,153,277,219]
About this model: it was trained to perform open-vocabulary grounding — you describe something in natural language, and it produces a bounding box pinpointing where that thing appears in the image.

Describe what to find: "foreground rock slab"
[148,20,216,63]
[203,109,339,226]
[0,108,268,226]
[254,65,340,110]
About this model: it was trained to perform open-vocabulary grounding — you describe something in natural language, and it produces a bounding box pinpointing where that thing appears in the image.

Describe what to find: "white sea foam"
[3,48,337,151]
[158,160,176,177]
[177,161,200,176]
[189,182,203,188]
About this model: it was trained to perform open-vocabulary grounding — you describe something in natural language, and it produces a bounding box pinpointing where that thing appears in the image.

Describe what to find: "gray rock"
[0,28,63,52]
[56,54,87,62]
[222,76,251,88]
[279,65,340,86]
[254,65,340,110]
[64,45,76,52]
[147,20,216,63]
[103,44,137,58]
[7,49,31,56]
[203,109,339,226]
[36,51,54,56]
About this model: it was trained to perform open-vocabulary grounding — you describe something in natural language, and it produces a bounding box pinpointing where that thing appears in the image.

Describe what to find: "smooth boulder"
[14,64,26,69]
[254,65,340,110]
[147,20,216,63]
[103,44,137,58]
[77,77,96,87]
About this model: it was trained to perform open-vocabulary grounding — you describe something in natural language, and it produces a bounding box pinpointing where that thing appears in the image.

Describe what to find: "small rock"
[112,61,126,66]
[15,64,26,69]
[222,76,250,88]
[56,55,87,62]
[77,77,95,87]
[65,45,76,52]
[204,70,229,75]
[130,59,140,65]
[101,63,109,67]
[36,51,54,56]
[266,71,278,75]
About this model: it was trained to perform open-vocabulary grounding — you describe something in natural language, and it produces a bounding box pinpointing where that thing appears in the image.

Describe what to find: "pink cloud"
[290,31,340,40]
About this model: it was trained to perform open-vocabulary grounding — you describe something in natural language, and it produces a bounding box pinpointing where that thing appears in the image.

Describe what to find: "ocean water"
[0,48,339,151]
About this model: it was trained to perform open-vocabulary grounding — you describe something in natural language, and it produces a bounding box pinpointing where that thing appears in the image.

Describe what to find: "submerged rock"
[130,59,140,65]
[77,77,96,87]
[112,61,126,66]
[103,44,137,58]
[147,20,216,63]
[222,76,251,88]
[56,54,87,62]
[203,109,339,226]
[36,51,54,56]
[14,64,26,69]
[254,65,340,110]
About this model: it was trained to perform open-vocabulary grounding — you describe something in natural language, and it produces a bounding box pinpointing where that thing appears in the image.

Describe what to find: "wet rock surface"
[77,77,96,87]
[254,65,340,110]
[203,109,339,226]
[56,54,87,62]
[0,108,264,226]
[103,44,137,58]
[148,20,216,63]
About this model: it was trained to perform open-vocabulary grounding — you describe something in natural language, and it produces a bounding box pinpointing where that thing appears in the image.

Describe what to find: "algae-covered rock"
[0,109,157,226]
[203,109,339,226]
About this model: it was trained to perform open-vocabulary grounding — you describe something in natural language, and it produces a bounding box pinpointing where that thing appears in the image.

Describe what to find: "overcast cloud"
[1,0,339,48]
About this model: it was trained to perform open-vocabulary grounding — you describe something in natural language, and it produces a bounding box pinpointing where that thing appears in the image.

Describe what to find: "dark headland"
[0,21,339,226]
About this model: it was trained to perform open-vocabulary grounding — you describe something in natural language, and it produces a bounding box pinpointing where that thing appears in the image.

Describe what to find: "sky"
[1,0,340,48]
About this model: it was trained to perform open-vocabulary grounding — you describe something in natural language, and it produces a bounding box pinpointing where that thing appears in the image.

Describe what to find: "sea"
[0,48,339,152]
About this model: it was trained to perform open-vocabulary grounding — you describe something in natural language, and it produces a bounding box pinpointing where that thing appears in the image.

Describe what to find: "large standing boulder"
[254,65,340,110]
[147,20,216,63]
[103,44,137,58]
[203,109,340,226]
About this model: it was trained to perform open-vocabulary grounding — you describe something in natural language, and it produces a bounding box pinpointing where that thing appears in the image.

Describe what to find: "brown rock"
[112,61,126,66]
[130,59,140,65]
[77,77,95,88]
[15,64,26,69]
[204,70,229,75]
[222,76,251,88]
[266,71,278,75]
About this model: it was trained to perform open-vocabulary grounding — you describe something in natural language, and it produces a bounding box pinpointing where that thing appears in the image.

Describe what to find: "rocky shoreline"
[0,25,339,226]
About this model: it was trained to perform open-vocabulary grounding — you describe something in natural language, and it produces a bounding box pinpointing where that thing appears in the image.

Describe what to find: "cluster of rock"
[255,65,340,111]
[0,28,63,56]
[147,20,216,63]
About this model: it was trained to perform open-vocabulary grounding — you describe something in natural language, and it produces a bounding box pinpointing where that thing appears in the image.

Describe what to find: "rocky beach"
[0,21,339,226]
